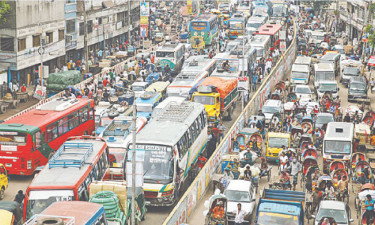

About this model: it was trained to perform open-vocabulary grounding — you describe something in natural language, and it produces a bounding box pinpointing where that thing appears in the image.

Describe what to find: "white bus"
[181,55,217,75]
[249,35,271,58]
[155,42,186,74]
[166,70,209,98]
[126,101,207,206]
[314,63,335,89]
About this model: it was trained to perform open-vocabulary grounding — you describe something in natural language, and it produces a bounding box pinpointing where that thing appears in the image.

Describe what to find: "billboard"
[140,2,150,17]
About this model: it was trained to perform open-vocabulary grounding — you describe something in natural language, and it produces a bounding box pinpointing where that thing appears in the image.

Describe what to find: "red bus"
[23,136,109,221]
[253,23,283,51]
[0,98,95,175]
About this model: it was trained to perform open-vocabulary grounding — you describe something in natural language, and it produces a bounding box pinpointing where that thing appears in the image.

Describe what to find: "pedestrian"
[252,74,258,92]
[232,203,246,225]
[14,190,25,205]
[206,130,217,158]
[288,158,301,191]
[365,194,375,224]
[103,78,110,87]
[217,121,226,140]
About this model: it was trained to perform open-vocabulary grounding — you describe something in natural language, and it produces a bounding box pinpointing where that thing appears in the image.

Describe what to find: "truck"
[255,189,305,225]
[192,76,238,121]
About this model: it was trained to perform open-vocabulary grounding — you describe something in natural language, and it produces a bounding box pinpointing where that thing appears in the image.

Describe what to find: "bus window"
[34,132,42,150]
[47,123,58,142]
[68,112,79,130]
[79,107,88,123]
[78,184,89,201]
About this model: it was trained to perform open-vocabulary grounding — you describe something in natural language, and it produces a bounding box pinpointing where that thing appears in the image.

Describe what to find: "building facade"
[0,0,140,86]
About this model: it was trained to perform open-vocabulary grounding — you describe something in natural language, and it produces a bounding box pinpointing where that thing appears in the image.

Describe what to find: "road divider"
[162,23,297,225]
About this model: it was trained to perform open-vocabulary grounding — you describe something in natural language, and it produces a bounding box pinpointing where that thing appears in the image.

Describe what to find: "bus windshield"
[27,190,74,218]
[0,131,27,146]
[324,140,351,154]
[291,72,308,79]
[193,95,215,105]
[319,83,337,92]
[128,145,174,184]
[156,51,174,58]
[258,212,298,225]
[230,21,243,30]
[316,72,334,81]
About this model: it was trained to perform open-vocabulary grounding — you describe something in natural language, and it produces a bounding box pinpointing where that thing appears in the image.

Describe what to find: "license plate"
[5,163,12,167]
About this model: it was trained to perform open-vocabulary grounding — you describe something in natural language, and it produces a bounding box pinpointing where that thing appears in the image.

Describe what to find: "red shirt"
[21,86,27,92]
[198,156,207,169]
[103,79,110,87]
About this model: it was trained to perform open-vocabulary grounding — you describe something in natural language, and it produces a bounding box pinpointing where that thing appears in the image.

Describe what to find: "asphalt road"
[187,65,375,225]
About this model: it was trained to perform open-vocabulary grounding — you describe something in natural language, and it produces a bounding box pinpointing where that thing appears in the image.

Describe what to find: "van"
[348,76,368,102]
[291,64,310,85]
[323,122,354,173]
[316,80,339,99]
[266,132,291,162]
[314,63,335,89]
[131,82,149,98]
[294,56,312,68]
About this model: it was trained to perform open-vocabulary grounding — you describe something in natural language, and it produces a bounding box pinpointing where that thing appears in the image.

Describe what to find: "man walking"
[233,203,246,225]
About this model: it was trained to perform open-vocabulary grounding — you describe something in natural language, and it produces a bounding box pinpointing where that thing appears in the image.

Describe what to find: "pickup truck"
[255,189,305,225]
[192,76,238,121]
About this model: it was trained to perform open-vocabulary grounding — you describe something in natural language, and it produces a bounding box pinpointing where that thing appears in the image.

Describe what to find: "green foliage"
[0,1,10,24]
[305,0,332,14]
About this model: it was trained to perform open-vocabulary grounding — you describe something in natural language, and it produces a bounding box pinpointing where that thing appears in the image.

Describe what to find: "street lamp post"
[130,90,137,225]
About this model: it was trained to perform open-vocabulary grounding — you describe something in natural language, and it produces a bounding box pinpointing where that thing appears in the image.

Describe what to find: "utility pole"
[82,0,89,77]
[128,0,131,42]
[38,0,44,97]
[336,0,339,32]
[131,101,137,225]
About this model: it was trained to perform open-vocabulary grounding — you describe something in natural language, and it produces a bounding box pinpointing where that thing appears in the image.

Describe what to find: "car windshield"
[0,131,28,146]
[262,105,279,114]
[27,190,74,219]
[316,115,334,124]
[292,72,308,79]
[128,145,174,184]
[132,86,145,91]
[324,140,351,154]
[156,51,174,58]
[343,67,360,76]
[224,190,250,202]
[295,86,311,94]
[193,95,215,105]
[258,212,299,225]
[350,83,366,92]
[316,208,347,224]
[108,148,126,168]
[319,83,337,92]
[269,137,289,148]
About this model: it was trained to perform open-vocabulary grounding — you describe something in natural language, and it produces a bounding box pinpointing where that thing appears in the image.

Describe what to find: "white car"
[295,85,313,102]
[131,82,149,98]
[312,200,353,225]
[224,180,256,224]
[316,80,339,99]
[261,99,283,126]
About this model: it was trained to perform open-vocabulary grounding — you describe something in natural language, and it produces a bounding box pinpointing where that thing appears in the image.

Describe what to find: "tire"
[0,187,4,200]
[12,100,18,109]
[0,105,6,114]
[37,217,64,225]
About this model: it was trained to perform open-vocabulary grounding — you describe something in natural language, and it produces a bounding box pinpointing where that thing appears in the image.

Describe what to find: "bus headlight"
[27,160,32,169]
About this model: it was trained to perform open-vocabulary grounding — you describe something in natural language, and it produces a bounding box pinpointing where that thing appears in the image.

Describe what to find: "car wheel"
[0,187,4,200]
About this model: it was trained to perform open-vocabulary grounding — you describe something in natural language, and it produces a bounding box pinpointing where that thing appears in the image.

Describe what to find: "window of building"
[79,22,84,36]
[66,19,76,35]
[87,20,93,33]
[0,38,14,51]
[58,30,64,41]
[18,38,26,51]
[98,17,102,25]
[46,32,53,44]
[33,35,40,47]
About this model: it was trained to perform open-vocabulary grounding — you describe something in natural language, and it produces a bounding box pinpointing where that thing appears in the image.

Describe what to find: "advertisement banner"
[140,25,148,38]
[166,198,187,225]
[238,76,249,91]
[33,85,46,100]
[187,0,192,14]
[140,2,150,17]
[140,16,149,25]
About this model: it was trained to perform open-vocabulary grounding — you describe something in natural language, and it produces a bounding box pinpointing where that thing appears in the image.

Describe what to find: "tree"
[0,1,10,24]
[365,25,375,54]
[305,0,332,15]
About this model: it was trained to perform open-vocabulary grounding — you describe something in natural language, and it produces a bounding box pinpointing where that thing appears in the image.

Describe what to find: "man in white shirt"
[233,203,246,225]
